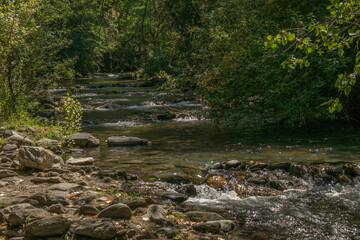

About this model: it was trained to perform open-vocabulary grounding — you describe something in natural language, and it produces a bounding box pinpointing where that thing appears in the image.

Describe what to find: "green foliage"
[58,92,83,135]
[265,0,360,118]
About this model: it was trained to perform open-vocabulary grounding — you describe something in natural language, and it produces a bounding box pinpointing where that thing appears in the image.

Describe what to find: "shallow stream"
[53,75,360,239]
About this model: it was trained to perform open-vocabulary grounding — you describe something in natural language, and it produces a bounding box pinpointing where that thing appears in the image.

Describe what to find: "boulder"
[143,204,167,221]
[186,211,224,222]
[98,203,132,219]
[112,196,147,210]
[17,147,63,170]
[66,157,94,166]
[26,216,69,237]
[4,135,32,147]
[4,203,51,226]
[76,205,99,216]
[106,136,150,147]
[69,133,100,147]
[1,144,18,152]
[74,219,116,239]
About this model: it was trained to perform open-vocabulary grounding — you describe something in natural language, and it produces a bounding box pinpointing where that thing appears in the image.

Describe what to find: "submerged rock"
[106,136,150,147]
[69,133,100,147]
[66,157,94,166]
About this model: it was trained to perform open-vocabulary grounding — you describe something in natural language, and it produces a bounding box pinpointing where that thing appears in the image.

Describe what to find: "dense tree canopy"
[0,0,359,127]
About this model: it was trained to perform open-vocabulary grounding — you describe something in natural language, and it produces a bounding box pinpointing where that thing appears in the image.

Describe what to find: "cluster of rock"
[0,130,238,240]
[203,159,360,198]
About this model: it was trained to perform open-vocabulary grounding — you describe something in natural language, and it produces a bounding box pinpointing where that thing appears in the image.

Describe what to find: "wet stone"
[206,176,228,189]
[69,133,100,147]
[206,220,235,232]
[225,160,241,169]
[106,136,150,147]
[66,156,94,166]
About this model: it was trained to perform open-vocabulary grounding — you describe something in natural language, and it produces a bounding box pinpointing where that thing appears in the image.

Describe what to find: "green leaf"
[344,86,351,96]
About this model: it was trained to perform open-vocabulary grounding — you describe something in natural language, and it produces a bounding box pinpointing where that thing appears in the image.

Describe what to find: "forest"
[0,0,359,128]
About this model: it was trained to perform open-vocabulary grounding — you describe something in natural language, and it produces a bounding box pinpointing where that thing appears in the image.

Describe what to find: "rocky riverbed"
[1,128,360,239]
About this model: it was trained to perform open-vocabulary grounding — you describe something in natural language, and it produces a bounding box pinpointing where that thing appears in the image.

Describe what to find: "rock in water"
[17,146,63,170]
[74,219,116,239]
[106,136,150,147]
[66,157,94,166]
[98,203,132,219]
[26,216,69,237]
[69,133,100,147]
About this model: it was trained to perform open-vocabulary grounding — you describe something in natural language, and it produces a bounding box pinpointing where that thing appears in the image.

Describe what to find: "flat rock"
[46,204,66,214]
[48,183,82,192]
[30,177,64,184]
[106,136,150,147]
[66,157,94,166]
[155,190,189,203]
[69,133,100,147]
[186,211,224,222]
[98,203,132,219]
[74,219,116,239]
[26,216,69,237]
[156,227,178,238]
[0,197,24,207]
[17,146,64,170]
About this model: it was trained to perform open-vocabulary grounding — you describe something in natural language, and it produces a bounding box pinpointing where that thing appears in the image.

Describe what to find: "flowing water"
[53,75,360,239]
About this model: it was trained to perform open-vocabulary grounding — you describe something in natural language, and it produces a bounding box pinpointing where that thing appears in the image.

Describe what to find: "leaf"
[344,85,351,96]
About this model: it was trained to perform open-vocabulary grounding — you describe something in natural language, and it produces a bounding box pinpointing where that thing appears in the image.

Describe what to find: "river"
[52,74,360,239]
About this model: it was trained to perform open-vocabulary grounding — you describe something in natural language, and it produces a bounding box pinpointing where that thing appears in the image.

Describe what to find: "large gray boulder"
[74,219,117,239]
[26,216,69,237]
[69,133,100,147]
[17,146,64,170]
[106,136,150,147]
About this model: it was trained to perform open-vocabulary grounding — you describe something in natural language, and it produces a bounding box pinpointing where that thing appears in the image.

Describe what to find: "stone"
[0,170,18,179]
[66,157,94,166]
[0,197,24,207]
[4,135,32,146]
[98,203,132,219]
[76,205,99,216]
[26,216,69,237]
[269,180,287,191]
[186,211,224,222]
[74,219,116,240]
[30,177,64,184]
[143,205,167,221]
[193,222,221,233]
[155,190,189,203]
[106,136,150,147]
[268,162,292,171]
[69,133,100,147]
[1,144,18,152]
[48,183,82,192]
[206,220,235,232]
[5,204,51,226]
[179,184,197,197]
[46,204,66,214]
[206,176,228,189]
[17,146,64,170]
[156,227,178,238]
[112,196,147,210]
[3,130,22,138]
[225,160,241,169]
